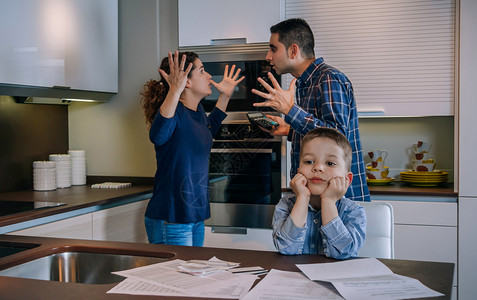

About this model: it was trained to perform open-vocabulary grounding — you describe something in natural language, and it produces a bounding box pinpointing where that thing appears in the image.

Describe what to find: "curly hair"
[140,52,199,129]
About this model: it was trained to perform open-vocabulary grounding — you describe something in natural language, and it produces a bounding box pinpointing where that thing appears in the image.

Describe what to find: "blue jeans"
[144,217,205,246]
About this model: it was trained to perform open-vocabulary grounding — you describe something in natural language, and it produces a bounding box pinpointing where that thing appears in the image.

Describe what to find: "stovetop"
[0,201,66,217]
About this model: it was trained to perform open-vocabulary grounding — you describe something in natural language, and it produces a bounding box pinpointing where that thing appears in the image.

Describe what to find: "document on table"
[107,259,258,298]
[296,258,444,300]
[241,269,344,300]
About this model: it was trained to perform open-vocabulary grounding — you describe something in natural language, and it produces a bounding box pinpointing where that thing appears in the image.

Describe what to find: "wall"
[0,96,68,192]
[359,116,454,179]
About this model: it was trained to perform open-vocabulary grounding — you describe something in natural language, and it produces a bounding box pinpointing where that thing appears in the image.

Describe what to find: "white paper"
[296,258,393,281]
[297,258,443,300]
[109,259,258,299]
[241,269,344,300]
[107,275,257,299]
[330,274,444,300]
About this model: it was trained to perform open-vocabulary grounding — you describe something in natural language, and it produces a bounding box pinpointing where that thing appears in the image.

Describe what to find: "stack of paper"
[242,258,444,300]
[178,259,240,275]
[107,258,259,299]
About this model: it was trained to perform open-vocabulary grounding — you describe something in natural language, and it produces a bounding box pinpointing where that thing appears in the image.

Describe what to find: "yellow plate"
[400,171,448,176]
[367,177,394,185]
[400,175,447,181]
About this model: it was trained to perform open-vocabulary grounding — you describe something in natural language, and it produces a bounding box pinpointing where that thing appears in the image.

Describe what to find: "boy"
[272,128,366,259]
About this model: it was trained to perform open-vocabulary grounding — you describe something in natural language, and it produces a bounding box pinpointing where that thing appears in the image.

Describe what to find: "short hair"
[301,128,353,171]
[270,18,315,59]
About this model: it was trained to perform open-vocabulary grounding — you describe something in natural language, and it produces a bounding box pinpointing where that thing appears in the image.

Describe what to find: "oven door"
[207,141,281,228]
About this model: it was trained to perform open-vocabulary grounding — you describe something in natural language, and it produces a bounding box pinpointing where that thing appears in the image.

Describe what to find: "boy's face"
[298,137,352,196]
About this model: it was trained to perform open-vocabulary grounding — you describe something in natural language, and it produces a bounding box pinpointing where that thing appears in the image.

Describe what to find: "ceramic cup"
[366,161,385,169]
[414,152,434,160]
[368,149,388,162]
[412,160,435,172]
[412,141,432,153]
[366,167,389,179]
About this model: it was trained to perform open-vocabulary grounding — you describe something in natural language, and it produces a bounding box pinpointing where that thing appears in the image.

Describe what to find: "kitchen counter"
[0,235,454,300]
[367,182,456,197]
[0,180,456,231]
[0,185,153,228]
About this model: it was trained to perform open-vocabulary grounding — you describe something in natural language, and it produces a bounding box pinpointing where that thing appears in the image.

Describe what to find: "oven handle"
[211,148,273,154]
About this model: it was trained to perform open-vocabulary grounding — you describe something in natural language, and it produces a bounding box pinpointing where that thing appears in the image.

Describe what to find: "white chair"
[357,201,394,259]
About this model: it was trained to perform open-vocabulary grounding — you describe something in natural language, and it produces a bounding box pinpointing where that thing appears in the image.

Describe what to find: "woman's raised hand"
[210,65,245,99]
[158,50,193,95]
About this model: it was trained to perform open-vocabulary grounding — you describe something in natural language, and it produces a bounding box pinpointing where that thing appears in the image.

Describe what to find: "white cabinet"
[458,1,477,299]
[178,0,282,47]
[204,226,276,252]
[92,200,148,243]
[285,0,456,117]
[6,199,149,243]
[373,200,457,300]
[0,0,118,94]
[7,214,93,240]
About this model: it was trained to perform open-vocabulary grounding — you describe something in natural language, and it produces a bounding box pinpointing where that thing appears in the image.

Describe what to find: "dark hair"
[270,18,315,59]
[140,51,199,129]
[301,128,352,171]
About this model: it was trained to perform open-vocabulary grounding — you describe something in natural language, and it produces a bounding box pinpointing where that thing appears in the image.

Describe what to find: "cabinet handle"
[210,38,246,46]
[211,148,272,154]
[52,85,71,89]
[357,109,386,117]
[211,226,247,235]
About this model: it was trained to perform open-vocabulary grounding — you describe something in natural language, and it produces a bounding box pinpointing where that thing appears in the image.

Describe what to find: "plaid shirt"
[284,58,370,202]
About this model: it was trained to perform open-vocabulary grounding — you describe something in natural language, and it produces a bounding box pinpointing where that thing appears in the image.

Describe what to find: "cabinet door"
[7,214,93,240]
[178,0,281,47]
[204,226,276,251]
[92,200,148,243]
[0,0,118,93]
[285,0,456,117]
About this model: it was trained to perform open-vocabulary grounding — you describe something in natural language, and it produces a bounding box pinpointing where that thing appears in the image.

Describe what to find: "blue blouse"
[272,194,366,259]
[145,102,226,223]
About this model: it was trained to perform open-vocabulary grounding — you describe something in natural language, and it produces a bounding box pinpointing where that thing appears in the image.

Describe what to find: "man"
[252,18,370,202]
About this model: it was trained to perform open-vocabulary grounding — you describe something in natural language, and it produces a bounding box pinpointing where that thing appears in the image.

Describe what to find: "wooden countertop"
[1,179,456,229]
[0,235,454,300]
[367,182,456,197]
[283,182,456,197]
[0,185,153,228]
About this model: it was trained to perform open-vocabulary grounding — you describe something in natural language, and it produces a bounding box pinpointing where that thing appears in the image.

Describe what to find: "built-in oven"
[185,45,286,231]
[206,112,283,229]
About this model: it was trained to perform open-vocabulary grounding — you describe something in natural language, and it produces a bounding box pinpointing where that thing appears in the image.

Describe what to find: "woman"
[140,51,244,246]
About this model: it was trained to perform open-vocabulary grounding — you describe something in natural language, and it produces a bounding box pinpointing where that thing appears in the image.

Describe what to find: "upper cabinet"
[0,0,118,101]
[178,0,282,47]
[285,0,456,117]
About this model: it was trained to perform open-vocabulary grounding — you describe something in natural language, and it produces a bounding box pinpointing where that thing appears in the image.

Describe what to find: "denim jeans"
[144,217,205,246]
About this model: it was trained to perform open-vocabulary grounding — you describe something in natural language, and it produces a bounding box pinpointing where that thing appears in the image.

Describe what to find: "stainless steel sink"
[0,250,173,284]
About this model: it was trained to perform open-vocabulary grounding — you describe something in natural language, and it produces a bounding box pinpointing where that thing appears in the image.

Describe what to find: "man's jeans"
[144,217,205,246]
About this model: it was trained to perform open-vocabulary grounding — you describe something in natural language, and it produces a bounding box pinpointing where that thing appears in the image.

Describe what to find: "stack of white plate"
[49,154,72,188]
[68,150,87,185]
[33,161,57,191]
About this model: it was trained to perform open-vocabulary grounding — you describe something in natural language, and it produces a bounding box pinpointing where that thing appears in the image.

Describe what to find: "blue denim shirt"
[272,194,366,259]
[285,57,370,202]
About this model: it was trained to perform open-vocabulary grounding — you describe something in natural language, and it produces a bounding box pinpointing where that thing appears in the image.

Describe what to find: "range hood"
[0,83,114,105]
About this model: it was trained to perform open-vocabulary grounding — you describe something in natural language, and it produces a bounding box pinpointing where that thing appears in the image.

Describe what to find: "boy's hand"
[290,173,311,200]
[321,176,348,204]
